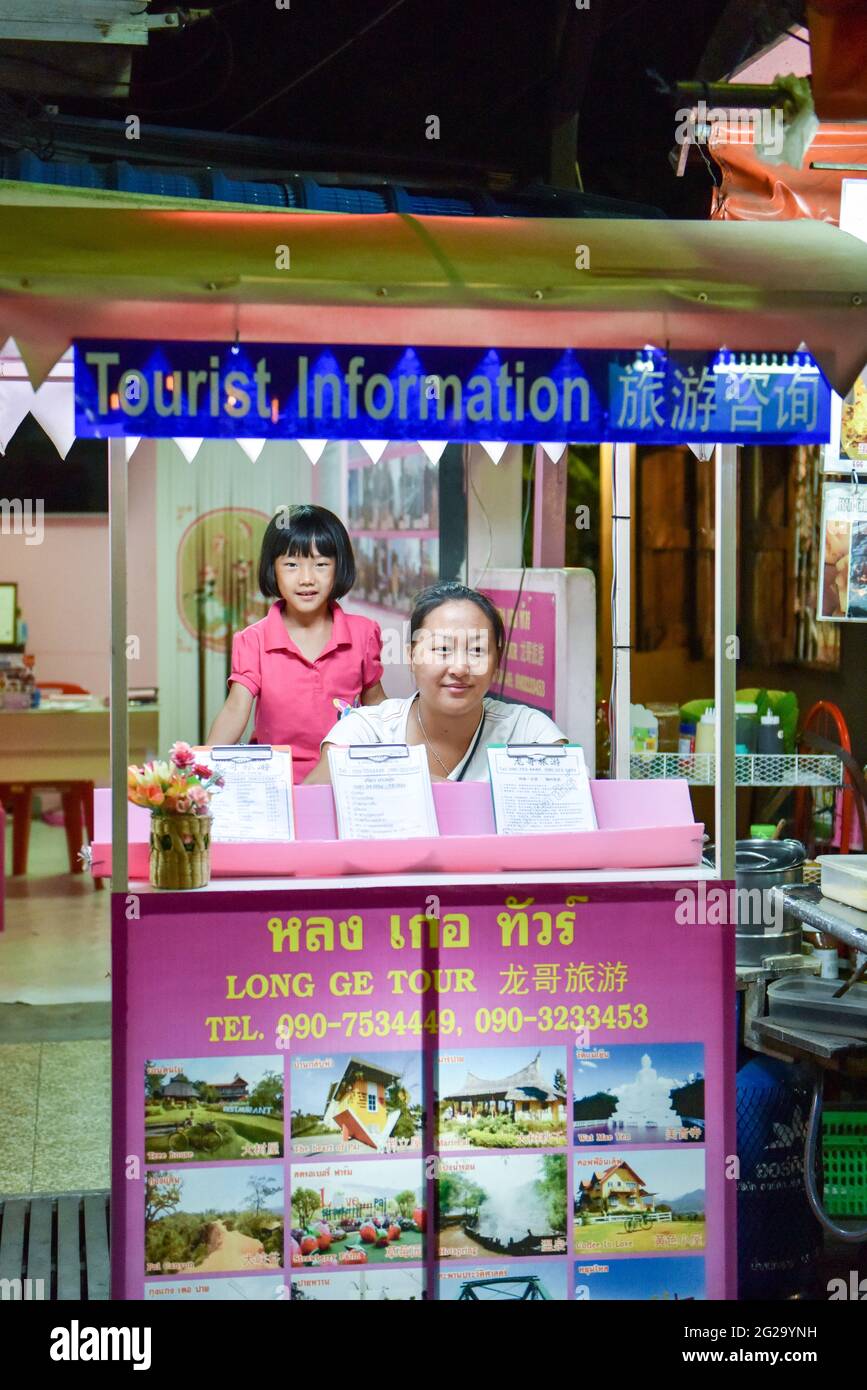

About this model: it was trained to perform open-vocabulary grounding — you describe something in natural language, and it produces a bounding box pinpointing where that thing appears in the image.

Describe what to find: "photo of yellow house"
[574,1149,707,1254]
[322,1056,403,1150]
[291,1052,423,1157]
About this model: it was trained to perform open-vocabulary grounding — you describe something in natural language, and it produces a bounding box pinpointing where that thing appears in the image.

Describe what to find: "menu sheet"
[328,743,438,840]
[487,743,597,836]
[209,748,295,842]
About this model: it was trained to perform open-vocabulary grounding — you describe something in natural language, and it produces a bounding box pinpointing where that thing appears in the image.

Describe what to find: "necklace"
[415,700,453,778]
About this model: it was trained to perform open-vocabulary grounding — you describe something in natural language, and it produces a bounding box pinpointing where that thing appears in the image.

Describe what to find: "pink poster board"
[113,879,736,1302]
[480,588,556,716]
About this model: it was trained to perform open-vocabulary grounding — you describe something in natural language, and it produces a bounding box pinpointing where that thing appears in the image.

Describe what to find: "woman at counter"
[305,581,567,782]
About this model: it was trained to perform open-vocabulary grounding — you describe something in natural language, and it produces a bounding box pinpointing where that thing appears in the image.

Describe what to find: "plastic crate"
[822,1108,867,1218]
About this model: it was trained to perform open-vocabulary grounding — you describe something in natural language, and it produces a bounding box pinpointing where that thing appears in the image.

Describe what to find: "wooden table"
[0,703,158,875]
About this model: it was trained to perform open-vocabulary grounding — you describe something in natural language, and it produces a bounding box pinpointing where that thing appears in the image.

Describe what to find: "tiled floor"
[0,1039,111,1194]
[2,823,110,1006]
[1,819,111,1195]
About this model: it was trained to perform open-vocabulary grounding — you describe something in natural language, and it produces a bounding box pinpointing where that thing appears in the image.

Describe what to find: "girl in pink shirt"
[207,505,386,781]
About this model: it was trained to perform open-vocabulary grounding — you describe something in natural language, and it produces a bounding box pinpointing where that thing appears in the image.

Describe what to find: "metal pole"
[532,443,566,568]
[109,437,129,895]
[714,444,737,880]
[612,441,632,779]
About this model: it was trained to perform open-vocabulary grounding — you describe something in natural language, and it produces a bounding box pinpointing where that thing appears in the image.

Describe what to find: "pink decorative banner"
[113,881,736,1302]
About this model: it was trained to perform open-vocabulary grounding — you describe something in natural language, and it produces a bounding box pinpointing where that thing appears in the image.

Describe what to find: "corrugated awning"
[0,206,866,393]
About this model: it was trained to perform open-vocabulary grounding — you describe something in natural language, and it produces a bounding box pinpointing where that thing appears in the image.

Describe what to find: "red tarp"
[710,123,867,224]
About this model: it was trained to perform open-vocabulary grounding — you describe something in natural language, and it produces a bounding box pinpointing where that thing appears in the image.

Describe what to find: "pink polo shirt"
[229,601,383,781]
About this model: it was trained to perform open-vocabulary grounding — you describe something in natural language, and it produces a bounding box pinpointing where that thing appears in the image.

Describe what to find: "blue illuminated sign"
[73,341,830,445]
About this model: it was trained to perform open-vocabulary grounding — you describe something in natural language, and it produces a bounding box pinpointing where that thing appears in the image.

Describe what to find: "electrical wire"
[225,0,412,131]
[131,15,237,115]
[496,447,535,699]
[469,451,493,585]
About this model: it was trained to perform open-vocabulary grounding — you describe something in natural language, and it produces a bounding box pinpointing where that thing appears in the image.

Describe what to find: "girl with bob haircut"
[208,504,386,780]
[306,580,566,783]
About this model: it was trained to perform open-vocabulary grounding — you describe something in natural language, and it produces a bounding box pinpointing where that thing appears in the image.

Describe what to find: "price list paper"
[209,749,295,842]
[328,744,438,840]
[487,744,597,835]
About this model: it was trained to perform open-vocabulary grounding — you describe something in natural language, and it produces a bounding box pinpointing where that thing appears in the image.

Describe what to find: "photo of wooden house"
[161,1080,199,1107]
[573,1148,707,1254]
[437,1048,567,1149]
[575,1160,656,1217]
[214,1074,249,1103]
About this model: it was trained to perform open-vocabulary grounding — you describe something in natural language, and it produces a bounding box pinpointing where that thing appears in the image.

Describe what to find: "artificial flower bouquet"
[128,742,224,889]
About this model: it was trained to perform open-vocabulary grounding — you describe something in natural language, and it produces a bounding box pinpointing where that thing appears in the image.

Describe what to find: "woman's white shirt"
[320,693,566,781]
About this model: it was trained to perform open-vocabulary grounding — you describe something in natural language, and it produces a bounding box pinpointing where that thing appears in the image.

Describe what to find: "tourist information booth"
[2,205,866,1302]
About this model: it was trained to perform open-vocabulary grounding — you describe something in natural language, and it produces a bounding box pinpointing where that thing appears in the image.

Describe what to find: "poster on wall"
[825,179,867,475]
[479,588,556,717]
[818,481,867,621]
[345,443,439,613]
[113,883,735,1301]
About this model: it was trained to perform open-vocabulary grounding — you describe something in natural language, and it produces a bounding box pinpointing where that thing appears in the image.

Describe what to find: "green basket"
[822,1109,867,1219]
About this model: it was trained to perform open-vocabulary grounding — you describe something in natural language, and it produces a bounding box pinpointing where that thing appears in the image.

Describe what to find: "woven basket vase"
[149,813,212,889]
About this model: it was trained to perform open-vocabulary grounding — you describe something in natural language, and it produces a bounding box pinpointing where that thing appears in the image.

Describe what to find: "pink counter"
[92,779,703,880]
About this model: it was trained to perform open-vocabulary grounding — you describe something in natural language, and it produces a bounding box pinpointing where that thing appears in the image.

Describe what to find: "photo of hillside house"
[575,1160,656,1216]
[573,1148,706,1254]
[437,1048,567,1149]
[291,1053,422,1157]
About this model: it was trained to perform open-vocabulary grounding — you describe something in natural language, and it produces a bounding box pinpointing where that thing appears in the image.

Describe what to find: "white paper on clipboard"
[487,742,597,836]
[208,746,295,842]
[328,743,438,840]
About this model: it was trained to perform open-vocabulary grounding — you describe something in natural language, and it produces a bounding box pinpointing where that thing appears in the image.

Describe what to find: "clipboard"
[198,744,295,842]
[211,744,274,762]
[487,741,597,836]
[328,742,438,840]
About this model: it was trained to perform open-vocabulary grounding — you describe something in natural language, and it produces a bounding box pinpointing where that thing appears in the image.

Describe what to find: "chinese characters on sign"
[611,358,823,440]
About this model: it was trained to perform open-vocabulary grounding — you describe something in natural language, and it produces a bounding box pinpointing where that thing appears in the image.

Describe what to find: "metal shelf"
[629,752,843,788]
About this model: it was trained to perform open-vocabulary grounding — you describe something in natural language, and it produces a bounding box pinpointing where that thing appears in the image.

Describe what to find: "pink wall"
[0,443,157,696]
